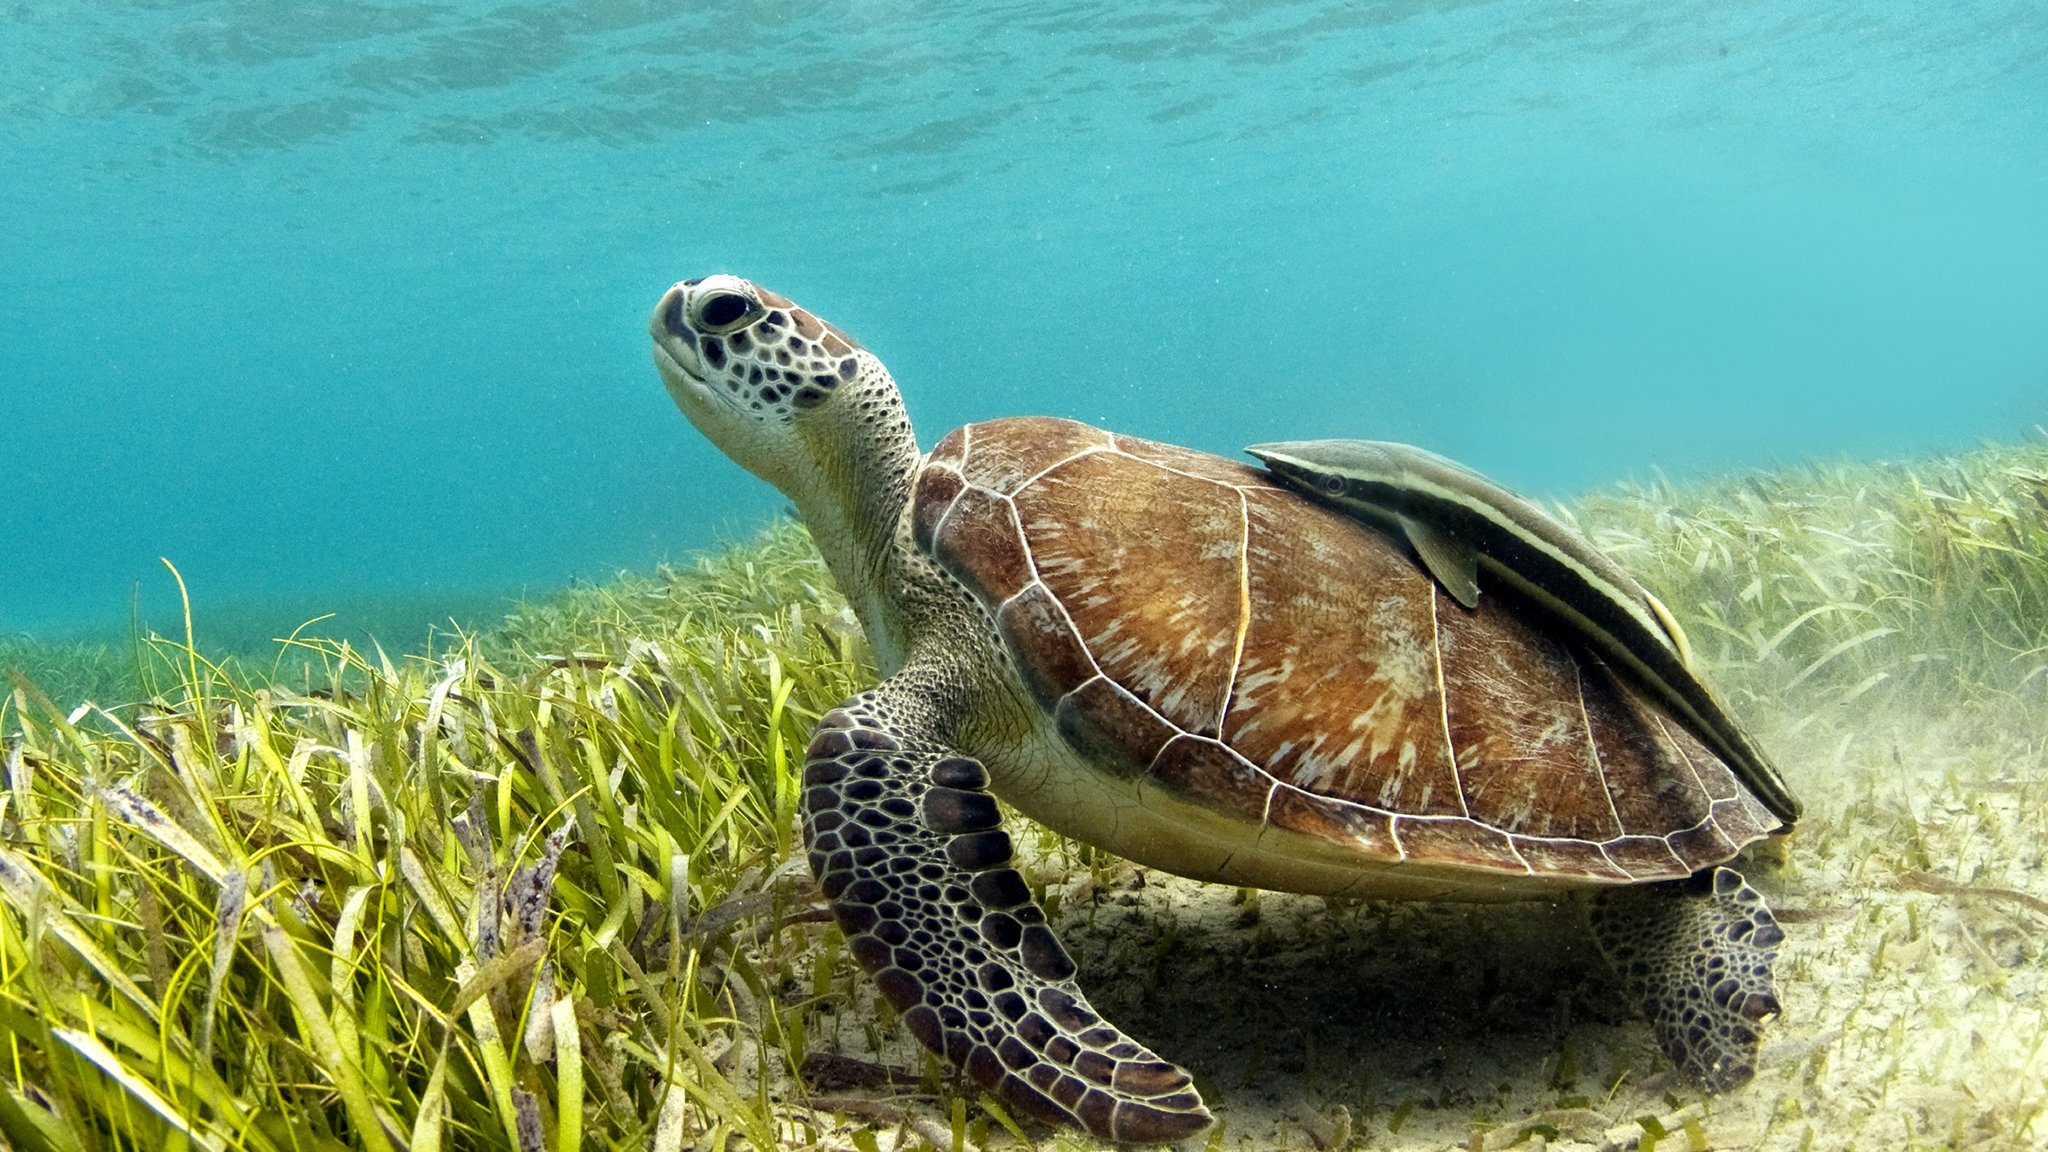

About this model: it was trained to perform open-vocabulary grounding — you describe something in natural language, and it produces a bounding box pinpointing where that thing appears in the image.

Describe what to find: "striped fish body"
[1247,438,1800,825]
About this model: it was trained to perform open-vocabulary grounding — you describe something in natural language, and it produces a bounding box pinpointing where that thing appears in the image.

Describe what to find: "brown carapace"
[915,416,1781,893]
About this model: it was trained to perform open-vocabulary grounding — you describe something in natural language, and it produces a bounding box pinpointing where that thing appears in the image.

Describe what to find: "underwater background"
[4,0,2046,644]
[4,5,2048,1150]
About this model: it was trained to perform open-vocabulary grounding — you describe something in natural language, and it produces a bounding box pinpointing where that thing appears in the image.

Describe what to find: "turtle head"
[650,274,899,494]
[651,275,924,663]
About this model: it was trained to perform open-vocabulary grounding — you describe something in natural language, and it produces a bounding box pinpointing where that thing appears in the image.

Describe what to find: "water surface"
[4,0,2044,639]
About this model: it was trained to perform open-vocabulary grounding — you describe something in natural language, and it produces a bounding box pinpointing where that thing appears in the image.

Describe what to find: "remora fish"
[1247,438,1800,825]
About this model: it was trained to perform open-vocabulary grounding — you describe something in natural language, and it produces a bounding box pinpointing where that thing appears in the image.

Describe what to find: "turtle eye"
[695,291,760,334]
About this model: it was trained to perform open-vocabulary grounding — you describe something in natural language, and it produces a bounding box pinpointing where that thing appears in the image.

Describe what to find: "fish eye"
[695,291,760,333]
[1321,474,1346,494]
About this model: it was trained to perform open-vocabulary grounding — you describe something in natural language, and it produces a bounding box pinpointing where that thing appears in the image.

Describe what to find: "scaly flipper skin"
[803,685,1212,1142]
[1588,866,1786,1091]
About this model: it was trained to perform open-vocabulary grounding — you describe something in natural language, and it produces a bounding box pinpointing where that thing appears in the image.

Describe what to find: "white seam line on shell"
[1595,841,1633,881]
[1049,591,1106,679]
[1391,815,1536,876]
[1007,447,1106,684]
[1217,485,1253,739]
[1502,830,1534,875]
[1651,711,1717,804]
[939,425,973,509]
[1005,570,1109,685]
[1574,654,1628,841]
[1112,448,1251,494]
[992,488,1045,613]
[1009,500,1110,682]
[1531,833,1609,857]
[994,491,1030,580]
[1089,445,1244,727]
[1067,672,1177,735]
[1270,783,1396,823]
[1427,588,1472,819]
[1648,831,1691,872]
[1267,780,1406,859]
[1243,757,1288,821]
[1662,810,1724,844]
[992,580,1036,615]
[992,485,1107,688]
[929,476,970,559]
[1012,439,1111,492]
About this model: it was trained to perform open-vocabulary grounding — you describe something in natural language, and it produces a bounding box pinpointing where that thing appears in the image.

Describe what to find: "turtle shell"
[913,416,1782,885]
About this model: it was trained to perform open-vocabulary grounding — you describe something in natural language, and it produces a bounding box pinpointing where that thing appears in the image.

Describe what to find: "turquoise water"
[4,0,2045,641]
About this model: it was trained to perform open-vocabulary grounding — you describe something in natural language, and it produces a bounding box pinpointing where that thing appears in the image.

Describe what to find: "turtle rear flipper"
[1589,866,1786,1091]
[804,686,1212,1143]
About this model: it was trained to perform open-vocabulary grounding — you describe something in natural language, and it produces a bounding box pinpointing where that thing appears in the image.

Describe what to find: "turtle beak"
[650,283,709,390]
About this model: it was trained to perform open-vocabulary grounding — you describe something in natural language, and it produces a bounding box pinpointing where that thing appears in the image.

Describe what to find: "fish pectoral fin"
[1400,513,1482,609]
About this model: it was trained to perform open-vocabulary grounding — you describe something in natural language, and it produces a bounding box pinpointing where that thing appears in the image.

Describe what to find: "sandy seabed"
[771,703,2044,1152]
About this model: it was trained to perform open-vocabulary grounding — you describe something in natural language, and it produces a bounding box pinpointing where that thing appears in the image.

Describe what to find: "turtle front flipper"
[1588,866,1787,1092]
[803,689,1211,1143]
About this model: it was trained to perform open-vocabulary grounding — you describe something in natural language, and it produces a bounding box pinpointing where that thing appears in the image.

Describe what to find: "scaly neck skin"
[787,388,927,676]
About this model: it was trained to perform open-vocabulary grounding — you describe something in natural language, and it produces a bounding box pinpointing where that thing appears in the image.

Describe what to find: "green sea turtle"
[649,275,1793,1142]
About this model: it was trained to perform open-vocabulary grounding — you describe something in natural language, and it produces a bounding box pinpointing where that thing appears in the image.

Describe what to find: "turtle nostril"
[663,286,696,336]
[658,286,695,347]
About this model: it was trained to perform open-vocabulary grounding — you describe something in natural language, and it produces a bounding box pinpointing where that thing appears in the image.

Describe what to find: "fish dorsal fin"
[1399,514,1481,609]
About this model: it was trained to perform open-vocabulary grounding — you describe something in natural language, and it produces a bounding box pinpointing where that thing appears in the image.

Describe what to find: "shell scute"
[929,426,969,468]
[913,465,965,554]
[1435,593,1628,841]
[1667,723,1778,848]
[1230,488,1464,817]
[961,416,1112,493]
[996,583,1097,710]
[1392,816,1528,875]
[1679,733,1737,799]
[930,485,1035,604]
[1667,818,1742,873]
[1147,735,1272,823]
[1510,836,1633,883]
[1575,660,1716,836]
[1603,835,1693,881]
[1013,448,1240,737]
[1708,794,1775,853]
[1264,785,1397,857]
[1054,676,1178,778]
[1110,434,1271,489]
